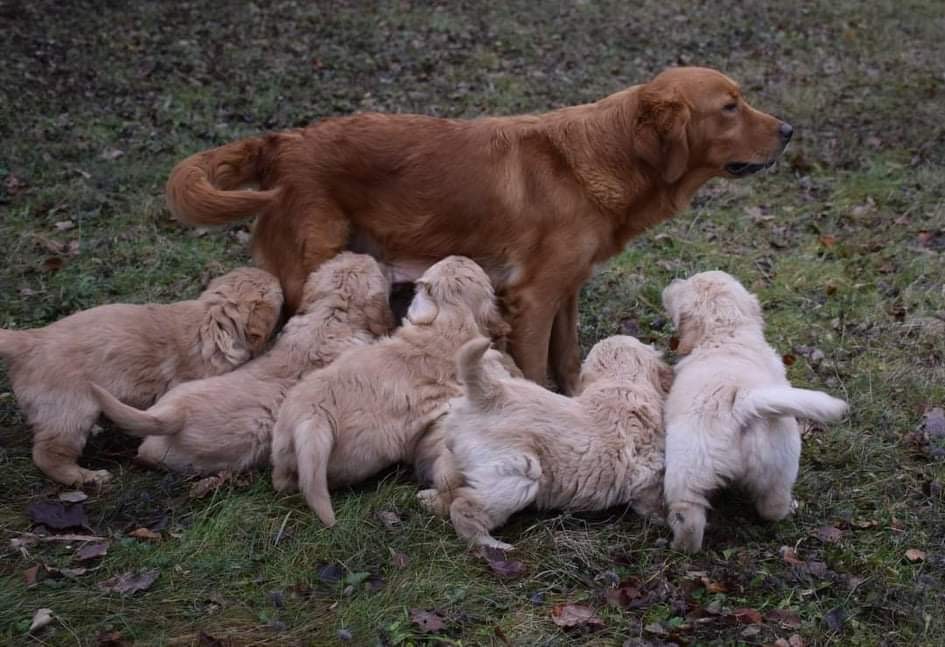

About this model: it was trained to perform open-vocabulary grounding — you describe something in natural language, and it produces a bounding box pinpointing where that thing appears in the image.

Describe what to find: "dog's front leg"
[549,291,582,395]
[506,287,559,388]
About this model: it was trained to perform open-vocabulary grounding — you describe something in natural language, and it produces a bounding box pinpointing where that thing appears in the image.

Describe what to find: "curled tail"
[90,383,185,436]
[736,386,848,423]
[293,412,337,527]
[0,328,33,360]
[456,337,504,408]
[165,136,279,226]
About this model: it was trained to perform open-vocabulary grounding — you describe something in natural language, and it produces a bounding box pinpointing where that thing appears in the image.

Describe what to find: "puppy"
[90,253,393,475]
[661,271,848,553]
[418,335,670,550]
[0,268,282,486]
[270,255,510,527]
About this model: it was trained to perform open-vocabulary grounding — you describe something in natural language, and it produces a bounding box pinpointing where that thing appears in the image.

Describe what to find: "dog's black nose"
[779,121,794,142]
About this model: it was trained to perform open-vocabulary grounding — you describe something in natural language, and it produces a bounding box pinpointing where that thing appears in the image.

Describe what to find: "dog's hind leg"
[663,419,717,553]
[270,416,299,493]
[31,400,111,487]
[744,420,801,521]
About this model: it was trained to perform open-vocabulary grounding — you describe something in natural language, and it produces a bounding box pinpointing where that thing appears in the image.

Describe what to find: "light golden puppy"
[418,335,670,550]
[662,271,848,553]
[270,255,510,527]
[90,253,393,475]
[0,268,282,486]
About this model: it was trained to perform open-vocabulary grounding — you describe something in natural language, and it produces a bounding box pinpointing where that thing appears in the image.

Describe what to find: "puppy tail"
[165,136,279,226]
[90,383,184,436]
[457,337,503,408]
[294,414,338,527]
[0,328,33,359]
[737,386,848,424]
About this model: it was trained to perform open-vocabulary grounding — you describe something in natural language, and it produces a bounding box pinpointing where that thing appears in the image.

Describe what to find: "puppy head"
[662,270,763,354]
[200,267,284,363]
[300,252,394,336]
[580,335,672,395]
[407,256,510,342]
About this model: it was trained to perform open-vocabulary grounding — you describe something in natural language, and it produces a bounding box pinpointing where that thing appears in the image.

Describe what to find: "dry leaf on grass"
[409,608,446,633]
[905,548,926,562]
[476,545,526,579]
[815,526,844,543]
[97,569,159,595]
[58,490,88,503]
[28,608,54,633]
[27,500,89,530]
[550,604,604,629]
[74,542,109,562]
[128,527,161,541]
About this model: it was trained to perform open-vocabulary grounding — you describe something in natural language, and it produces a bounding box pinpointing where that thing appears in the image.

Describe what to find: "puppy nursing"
[91,253,393,475]
[661,271,847,553]
[419,335,671,550]
[0,268,282,486]
[270,255,511,527]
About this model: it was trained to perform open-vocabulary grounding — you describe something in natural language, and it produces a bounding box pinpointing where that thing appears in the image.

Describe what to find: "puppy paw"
[417,488,449,517]
[79,469,113,487]
[478,536,515,552]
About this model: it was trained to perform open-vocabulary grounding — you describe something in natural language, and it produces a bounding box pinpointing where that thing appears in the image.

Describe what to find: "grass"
[1,0,944,645]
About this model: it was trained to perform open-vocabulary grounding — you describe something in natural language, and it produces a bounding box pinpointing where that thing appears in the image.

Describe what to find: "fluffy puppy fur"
[270,255,511,527]
[0,268,283,486]
[90,253,393,475]
[418,335,671,550]
[661,271,848,553]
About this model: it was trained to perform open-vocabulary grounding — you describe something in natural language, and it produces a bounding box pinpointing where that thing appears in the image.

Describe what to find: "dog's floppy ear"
[201,301,252,367]
[658,364,675,394]
[674,312,704,355]
[243,297,282,354]
[635,87,691,184]
[406,281,438,325]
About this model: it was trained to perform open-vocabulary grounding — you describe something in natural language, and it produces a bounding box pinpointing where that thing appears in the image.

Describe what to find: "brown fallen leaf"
[782,353,797,366]
[389,549,408,570]
[730,607,763,624]
[128,527,161,541]
[550,603,604,629]
[818,234,837,248]
[27,500,89,530]
[23,565,41,587]
[409,608,446,633]
[765,608,802,628]
[74,541,109,562]
[815,526,844,543]
[96,630,132,646]
[97,569,159,595]
[477,545,527,579]
[700,576,728,593]
[375,509,402,529]
[780,545,805,566]
[41,256,64,272]
[905,548,926,562]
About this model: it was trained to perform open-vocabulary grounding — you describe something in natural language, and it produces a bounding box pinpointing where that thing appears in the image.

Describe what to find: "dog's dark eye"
[723,102,738,113]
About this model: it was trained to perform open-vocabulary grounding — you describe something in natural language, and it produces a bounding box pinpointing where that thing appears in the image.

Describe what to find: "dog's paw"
[478,536,515,552]
[79,468,113,487]
[417,488,449,517]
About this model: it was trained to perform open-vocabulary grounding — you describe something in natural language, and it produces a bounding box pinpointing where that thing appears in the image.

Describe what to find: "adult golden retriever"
[166,66,792,393]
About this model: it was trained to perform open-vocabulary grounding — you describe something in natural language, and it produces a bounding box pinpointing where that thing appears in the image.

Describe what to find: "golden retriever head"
[635,67,792,184]
[199,267,284,364]
[299,252,394,337]
[580,335,672,395]
[407,256,510,342]
[662,271,764,355]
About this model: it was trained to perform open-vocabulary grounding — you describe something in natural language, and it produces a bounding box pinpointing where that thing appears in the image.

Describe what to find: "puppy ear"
[674,312,704,355]
[657,364,675,394]
[243,298,281,354]
[406,282,438,325]
[635,88,691,184]
[201,302,251,367]
[479,301,511,350]
[364,293,395,337]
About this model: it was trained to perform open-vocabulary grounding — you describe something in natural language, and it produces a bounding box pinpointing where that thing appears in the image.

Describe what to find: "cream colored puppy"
[0,268,282,486]
[270,255,510,527]
[90,253,393,475]
[418,334,671,550]
[661,271,848,553]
